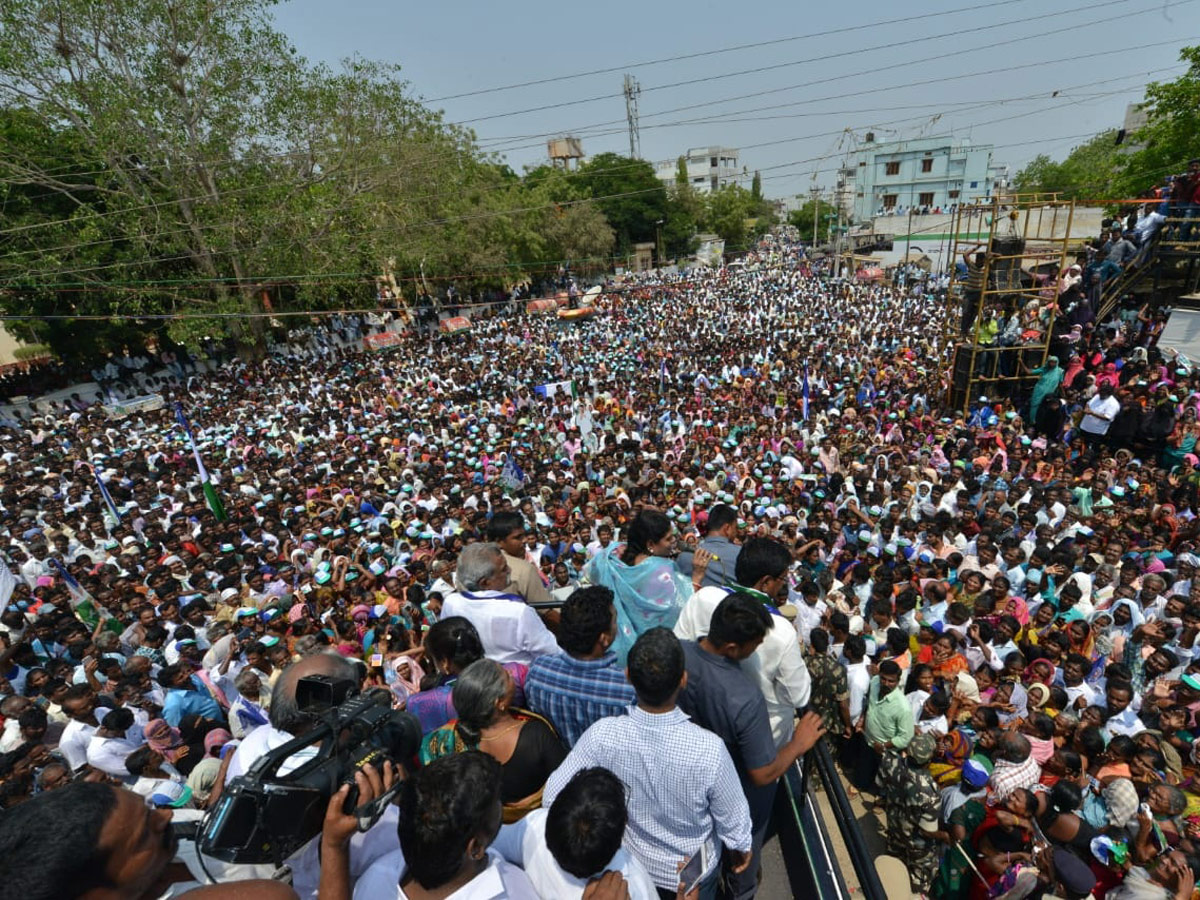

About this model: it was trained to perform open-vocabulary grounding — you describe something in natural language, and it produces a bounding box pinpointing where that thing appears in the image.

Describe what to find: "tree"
[675,156,688,188]
[572,152,668,252]
[787,198,837,244]
[1118,46,1200,196]
[751,170,763,202]
[0,0,524,356]
[1010,130,1124,199]
[702,185,754,249]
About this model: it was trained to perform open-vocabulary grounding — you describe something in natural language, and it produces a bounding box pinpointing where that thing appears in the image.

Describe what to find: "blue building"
[842,134,1007,223]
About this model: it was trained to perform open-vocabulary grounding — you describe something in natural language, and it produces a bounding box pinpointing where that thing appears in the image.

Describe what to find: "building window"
[919,192,934,206]
[711,176,718,191]
[921,158,933,173]
[970,181,978,188]
[885,161,900,176]
[693,177,704,184]
[882,194,898,209]
[948,189,960,199]
[710,157,717,168]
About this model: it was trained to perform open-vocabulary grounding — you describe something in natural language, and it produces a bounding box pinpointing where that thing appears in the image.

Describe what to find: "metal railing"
[773,740,888,900]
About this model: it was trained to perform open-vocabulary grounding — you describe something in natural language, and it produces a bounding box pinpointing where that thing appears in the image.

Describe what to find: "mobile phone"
[370,653,384,668]
[678,844,709,896]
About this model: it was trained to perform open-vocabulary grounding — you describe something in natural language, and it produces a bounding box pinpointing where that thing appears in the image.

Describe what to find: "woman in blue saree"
[583,509,693,663]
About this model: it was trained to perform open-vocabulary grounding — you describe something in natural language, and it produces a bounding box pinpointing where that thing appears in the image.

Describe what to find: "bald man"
[224,651,360,780]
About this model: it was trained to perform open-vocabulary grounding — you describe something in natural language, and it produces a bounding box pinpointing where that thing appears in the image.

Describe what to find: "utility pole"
[623,75,641,159]
[810,185,820,247]
[906,206,914,269]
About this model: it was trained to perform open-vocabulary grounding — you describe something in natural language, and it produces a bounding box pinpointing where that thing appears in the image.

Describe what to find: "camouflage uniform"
[805,648,849,736]
[880,753,942,893]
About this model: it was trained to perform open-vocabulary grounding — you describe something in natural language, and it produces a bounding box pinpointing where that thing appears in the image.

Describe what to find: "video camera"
[198,674,420,866]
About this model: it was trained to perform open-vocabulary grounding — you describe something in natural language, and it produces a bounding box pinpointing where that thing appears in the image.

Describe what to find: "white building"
[842,134,1006,223]
[655,147,742,194]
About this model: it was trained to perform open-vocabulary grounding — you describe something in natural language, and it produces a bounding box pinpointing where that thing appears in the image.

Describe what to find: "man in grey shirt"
[676,503,741,588]
[1099,228,1138,284]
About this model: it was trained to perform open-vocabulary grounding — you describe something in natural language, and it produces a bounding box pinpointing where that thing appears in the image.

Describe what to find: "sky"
[270,0,1198,202]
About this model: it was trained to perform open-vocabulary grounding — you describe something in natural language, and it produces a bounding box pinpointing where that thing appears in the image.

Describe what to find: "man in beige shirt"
[487,510,553,605]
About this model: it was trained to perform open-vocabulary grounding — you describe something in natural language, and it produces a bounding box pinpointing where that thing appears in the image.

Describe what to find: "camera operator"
[216,652,403,899]
[0,780,297,900]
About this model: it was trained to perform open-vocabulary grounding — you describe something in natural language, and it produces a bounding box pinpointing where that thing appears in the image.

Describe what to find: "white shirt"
[1064,681,1099,710]
[441,590,560,666]
[0,718,24,753]
[1080,394,1120,436]
[1103,706,1146,740]
[793,599,827,646]
[490,808,658,900]
[87,734,141,777]
[59,708,108,771]
[674,586,811,747]
[847,661,870,724]
[224,723,316,780]
[353,848,538,900]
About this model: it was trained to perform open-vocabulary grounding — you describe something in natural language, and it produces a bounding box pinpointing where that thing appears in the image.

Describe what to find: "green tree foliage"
[787,198,838,243]
[1010,130,1123,198]
[700,184,777,251]
[1118,46,1200,195]
[572,152,668,252]
[0,0,614,359]
[1010,49,1200,201]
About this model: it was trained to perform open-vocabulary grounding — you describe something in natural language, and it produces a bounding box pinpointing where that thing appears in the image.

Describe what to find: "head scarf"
[939,729,973,768]
[144,718,188,764]
[203,728,233,758]
[1108,598,1145,637]
[1027,683,1050,711]
[956,672,981,704]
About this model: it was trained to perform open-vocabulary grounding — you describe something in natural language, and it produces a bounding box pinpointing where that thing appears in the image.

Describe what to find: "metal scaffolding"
[943,193,1076,415]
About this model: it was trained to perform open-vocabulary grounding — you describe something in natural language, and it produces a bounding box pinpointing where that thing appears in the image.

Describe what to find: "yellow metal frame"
[943,193,1076,415]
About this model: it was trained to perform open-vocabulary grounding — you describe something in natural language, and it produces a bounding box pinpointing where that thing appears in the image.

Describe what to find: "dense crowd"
[1,225,1200,900]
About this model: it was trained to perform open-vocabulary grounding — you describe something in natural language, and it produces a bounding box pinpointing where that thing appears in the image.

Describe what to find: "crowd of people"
[1,224,1200,900]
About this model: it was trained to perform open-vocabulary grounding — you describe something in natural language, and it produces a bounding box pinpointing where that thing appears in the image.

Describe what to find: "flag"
[48,557,110,629]
[78,461,121,524]
[533,380,576,399]
[500,457,527,493]
[802,365,811,421]
[175,402,228,521]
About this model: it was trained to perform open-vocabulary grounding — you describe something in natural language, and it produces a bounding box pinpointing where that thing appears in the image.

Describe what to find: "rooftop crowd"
[1,207,1200,900]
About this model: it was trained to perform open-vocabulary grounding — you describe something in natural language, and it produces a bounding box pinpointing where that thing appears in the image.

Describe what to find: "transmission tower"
[623,74,641,159]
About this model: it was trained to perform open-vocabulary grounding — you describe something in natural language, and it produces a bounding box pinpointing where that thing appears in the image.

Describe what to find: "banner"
[439,316,471,334]
[363,332,402,351]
